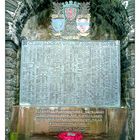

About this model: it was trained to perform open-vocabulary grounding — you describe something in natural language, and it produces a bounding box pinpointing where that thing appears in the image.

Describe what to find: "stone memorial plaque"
[20,40,120,107]
[34,107,106,133]
[11,107,127,137]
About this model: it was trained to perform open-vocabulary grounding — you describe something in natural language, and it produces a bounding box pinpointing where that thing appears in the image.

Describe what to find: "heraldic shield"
[52,18,65,32]
[63,1,79,21]
[64,8,77,21]
[76,18,90,33]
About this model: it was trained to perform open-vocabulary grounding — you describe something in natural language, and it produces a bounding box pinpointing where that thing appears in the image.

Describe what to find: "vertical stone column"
[127,0,135,41]
[5,1,30,138]
[5,41,18,138]
[121,48,135,140]
[121,0,135,139]
[126,43,135,140]
[126,0,135,140]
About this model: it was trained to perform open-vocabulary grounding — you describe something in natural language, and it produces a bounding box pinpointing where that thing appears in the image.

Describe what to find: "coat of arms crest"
[76,17,90,34]
[52,18,65,33]
[62,1,79,21]
[51,1,91,38]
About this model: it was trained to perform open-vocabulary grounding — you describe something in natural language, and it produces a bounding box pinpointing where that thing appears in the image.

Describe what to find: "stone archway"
[6,0,130,45]
[5,0,134,139]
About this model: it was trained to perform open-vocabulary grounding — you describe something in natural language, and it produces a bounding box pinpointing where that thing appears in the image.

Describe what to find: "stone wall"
[121,43,135,139]
[5,41,18,136]
[121,0,135,139]
[5,0,135,139]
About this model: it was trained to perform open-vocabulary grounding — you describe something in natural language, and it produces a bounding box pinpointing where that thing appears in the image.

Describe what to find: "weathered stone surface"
[5,106,12,113]
[5,71,16,80]
[5,57,17,69]
[5,99,14,110]
[5,0,18,12]
[5,85,17,91]
[5,90,16,97]
[6,41,18,50]
[127,0,135,23]
[6,98,15,105]
[6,79,17,87]
[5,14,14,22]
[128,109,135,140]
[5,0,30,45]
[121,25,135,139]
[121,45,135,68]
[16,49,21,92]
[5,42,18,135]
[6,69,16,82]
[121,41,135,140]
[127,0,135,42]
[5,63,16,69]
[5,48,17,58]
[126,44,135,57]
[128,88,135,98]
[6,68,16,76]
[127,78,135,88]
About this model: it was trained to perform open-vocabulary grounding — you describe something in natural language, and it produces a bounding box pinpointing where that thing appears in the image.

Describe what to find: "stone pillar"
[126,0,135,139]
[126,43,135,140]
[5,41,18,138]
[121,0,135,139]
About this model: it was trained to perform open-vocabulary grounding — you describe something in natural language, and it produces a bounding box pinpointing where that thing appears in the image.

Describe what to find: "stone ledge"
[10,106,128,140]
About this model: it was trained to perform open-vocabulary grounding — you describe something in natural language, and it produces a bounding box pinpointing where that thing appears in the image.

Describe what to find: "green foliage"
[10,132,18,140]
[90,0,129,39]
[37,9,52,27]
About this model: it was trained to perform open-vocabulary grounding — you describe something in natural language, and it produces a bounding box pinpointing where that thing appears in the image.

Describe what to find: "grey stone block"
[5,56,17,65]
[127,78,135,88]
[5,85,17,91]
[130,56,135,66]
[5,79,17,87]
[5,48,17,58]
[126,98,135,109]
[5,72,16,79]
[6,68,16,75]
[128,88,135,98]
[128,109,135,140]
[6,1,18,12]
[5,90,16,97]
[6,41,18,50]
[5,62,17,69]
[130,67,135,79]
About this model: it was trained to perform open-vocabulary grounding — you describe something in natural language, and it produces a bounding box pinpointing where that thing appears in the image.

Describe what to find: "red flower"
[58,132,83,140]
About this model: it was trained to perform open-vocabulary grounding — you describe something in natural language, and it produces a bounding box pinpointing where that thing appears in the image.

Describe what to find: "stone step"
[10,106,128,140]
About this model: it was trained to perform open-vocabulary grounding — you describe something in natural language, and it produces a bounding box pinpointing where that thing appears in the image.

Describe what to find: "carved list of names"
[20,40,120,107]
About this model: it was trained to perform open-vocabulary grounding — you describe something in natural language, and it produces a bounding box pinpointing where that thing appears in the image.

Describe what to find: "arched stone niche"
[6,0,130,44]
[5,0,134,139]
[18,0,129,110]
[18,0,130,107]
[21,9,118,40]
